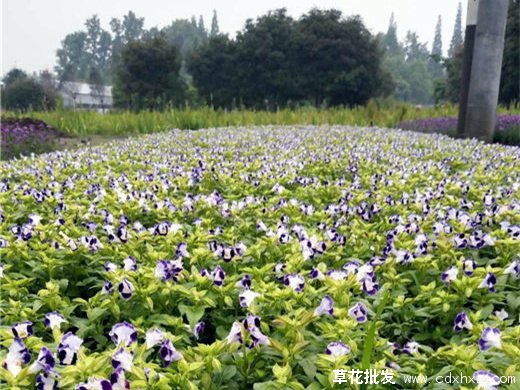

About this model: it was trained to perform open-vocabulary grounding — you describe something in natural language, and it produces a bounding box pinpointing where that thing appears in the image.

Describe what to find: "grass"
[3,102,482,137]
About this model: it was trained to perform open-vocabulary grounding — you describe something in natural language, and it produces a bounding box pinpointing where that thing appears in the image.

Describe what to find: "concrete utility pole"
[457,0,509,142]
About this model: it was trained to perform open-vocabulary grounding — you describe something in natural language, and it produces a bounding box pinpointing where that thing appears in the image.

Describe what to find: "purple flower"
[453,312,472,332]
[145,328,164,349]
[226,321,243,344]
[105,261,117,272]
[402,341,420,355]
[284,273,305,292]
[11,321,33,339]
[249,326,270,348]
[28,346,55,375]
[362,276,379,296]
[478,273,497,292]
[101,280,113,294]
[210,265,226,287]
[473,370,500,390]
[309,267,325,280]
[122,256,137,271]
[36,371,59,390]
[58,332,83,365]
[193,321,205,340]
[441,266,459,285]
[348,302,368,323]
[236,274,252,289]
[76,378,112,390]
[504,259,519,278]
[462,258,476,276]
[109,322,137,346]
[118,278,134,299]
[3,338,31,376]
[159,340,183,366]
[314,295,334,317]
[239,290,260,308]
[479,327,501,351]
[44,312,66,329]
[110,367,129,389]
[325,341,350,358]
[112,348,133,371]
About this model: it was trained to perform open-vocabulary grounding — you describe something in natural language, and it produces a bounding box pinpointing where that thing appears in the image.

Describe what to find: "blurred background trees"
[3,2,518,112]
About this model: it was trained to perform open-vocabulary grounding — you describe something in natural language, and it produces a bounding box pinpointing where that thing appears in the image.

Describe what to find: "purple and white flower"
[159,339,183,366]
[226,321,243,344]
[3,338,31,376]
[441,266,459,284]
[325,341,351,358]
[284,273,305,292]
[348,302,368,323]
[109,322,137,347]
[12,321,33,339]
[314,295,334,317]
[58,332,83,365]
[145,328,164,349]
[112,348,133,371]
[453,312,472,332]
[473,370,500,390]
[44,312,66,329]
[478,273,497,292]
[239,290,260,308]
[479,327,501,351]
[118,278,135,299]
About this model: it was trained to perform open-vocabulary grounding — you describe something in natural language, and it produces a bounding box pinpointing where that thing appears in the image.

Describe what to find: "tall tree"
[55,31,89,82]
[432,15,443,57]
[198,15,206,35]
[210,10,220,37]
[384,13,401,57]
[429,15,444,80]
[449,2,463,57]
[112,35,186,110]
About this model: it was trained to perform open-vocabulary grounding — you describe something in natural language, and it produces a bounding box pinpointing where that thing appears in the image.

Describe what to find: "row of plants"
[0,125,519,389]
[3,102,469,136]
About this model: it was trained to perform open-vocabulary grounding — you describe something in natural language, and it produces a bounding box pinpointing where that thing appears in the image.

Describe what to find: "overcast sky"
[2,0,465,75]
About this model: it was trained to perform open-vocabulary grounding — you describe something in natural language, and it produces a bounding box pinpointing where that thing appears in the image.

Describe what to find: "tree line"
[2,2,518,111]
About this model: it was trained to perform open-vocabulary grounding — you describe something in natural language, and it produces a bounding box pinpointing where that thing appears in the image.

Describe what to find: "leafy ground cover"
[0,126,519,389]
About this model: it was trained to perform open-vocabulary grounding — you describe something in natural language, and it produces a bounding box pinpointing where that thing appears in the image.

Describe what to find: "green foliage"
[190,8,387,109]
[112,35,186,110]
[2,78,49,112]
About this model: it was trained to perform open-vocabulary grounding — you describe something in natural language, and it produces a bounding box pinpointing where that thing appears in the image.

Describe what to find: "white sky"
[1,0,465,75]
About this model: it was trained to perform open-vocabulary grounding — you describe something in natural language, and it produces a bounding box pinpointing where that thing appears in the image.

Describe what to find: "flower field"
[0,125,519,389]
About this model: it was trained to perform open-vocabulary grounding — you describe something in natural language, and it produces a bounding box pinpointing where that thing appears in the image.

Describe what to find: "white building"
[60,81,112,112]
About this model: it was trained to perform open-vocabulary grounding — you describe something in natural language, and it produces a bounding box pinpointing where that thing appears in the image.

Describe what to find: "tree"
[294,9,387,107]
[384,13,401,57]
[2,77,45,111]
[112,35,186,110]
[189,35,239,108]
[2,68,28,86]
[449,2,463,57]
[210,10,220,37]
[429,15,444,80]
[499,0,519,106]
[55,31,89,82]
[235,9,297,108]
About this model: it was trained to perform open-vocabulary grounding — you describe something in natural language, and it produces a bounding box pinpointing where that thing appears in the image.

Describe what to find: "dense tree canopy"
[112,35,186,110]
[190,8,388,109]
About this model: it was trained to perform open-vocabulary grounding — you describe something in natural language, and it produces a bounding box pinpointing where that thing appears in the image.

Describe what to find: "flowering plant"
[0,125,519,389]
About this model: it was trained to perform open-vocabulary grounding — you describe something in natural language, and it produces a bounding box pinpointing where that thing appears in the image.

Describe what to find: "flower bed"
[398,115,520,146]
[1,117,63,160]
[0,126,519,389]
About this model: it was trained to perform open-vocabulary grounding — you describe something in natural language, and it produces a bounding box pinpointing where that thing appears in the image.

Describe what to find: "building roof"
[60,81,112,96]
